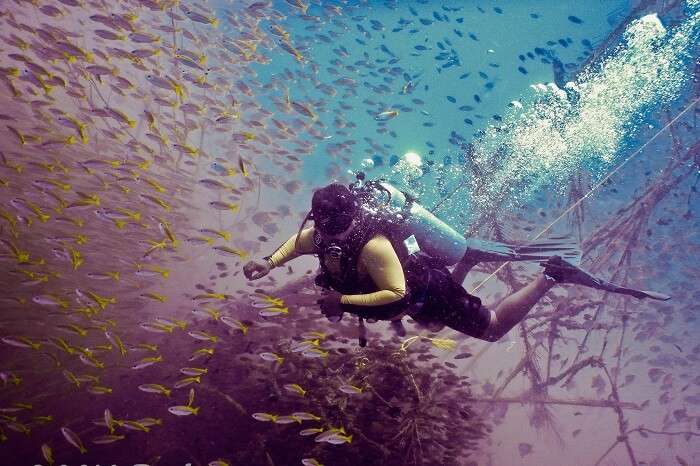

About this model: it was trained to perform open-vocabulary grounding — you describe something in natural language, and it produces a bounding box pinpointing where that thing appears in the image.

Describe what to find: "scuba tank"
[349,173,470,266]
[348,172,582,266]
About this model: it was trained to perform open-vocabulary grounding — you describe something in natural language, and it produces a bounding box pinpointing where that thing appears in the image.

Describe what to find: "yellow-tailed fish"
[60,426,86,454]
[208,201,240,213]
[238,156,248,176]
[254,293,285,306]
[41,443,54,465]
[121,420,149,432]
[137,417,162,427]
[69,247,83,270]
[283,383,306,396]
[192,292,228,301]
[143,239,169,257]
[86,385,112,395]
[2,336,42,350]
[192,306,221,320]
[138,384,171,397]
[338,384,363,395]
[86,271,120,281]
[167,405,199,416]
[173,376,201,388]
[180,367,207,376]
[140,292,168,303]
[158,221,177,246]
[154,317,186,330]
[104,331,127,357]
[198,228,231,241]
[55,324,88,337]
[62,369,81,388]
[78,353,104,369]
[208,460,229,466]
[187,330,218,343]
[140,194,171,211]
[92,434,125,444]
[302,348,329,359]
[131,355,163,370]
[103,409,116,434]
[219,315,248,335]
[274,415,302,424]
[259,352,284,364]
[212,245,247,259]
[50,337,75,355]
[301,331,326,340]
[301,458,323,466]
[189,348,215,361]
[259,307,289,318]
[85,290,116,310]
[139,321,176,333]
[292,412,322,421]
[135,343,159,352]
[251,412,278,422]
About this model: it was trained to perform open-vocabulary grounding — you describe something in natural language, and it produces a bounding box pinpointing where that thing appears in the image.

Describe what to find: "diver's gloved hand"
[243,259,271,280]
[318,290,345,322]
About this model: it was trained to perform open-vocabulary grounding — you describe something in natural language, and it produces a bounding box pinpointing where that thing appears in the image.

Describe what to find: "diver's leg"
[481,273,556,341]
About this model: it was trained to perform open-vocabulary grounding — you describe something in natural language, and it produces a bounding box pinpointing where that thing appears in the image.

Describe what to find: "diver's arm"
[266,227,316,268]
[340,235,407,306]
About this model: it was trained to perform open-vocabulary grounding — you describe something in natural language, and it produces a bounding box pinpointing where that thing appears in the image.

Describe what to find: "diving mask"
[315,212,353,235]
[311,183,357,235]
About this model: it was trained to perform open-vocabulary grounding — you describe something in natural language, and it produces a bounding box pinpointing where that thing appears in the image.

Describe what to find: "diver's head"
[311,183,358,237]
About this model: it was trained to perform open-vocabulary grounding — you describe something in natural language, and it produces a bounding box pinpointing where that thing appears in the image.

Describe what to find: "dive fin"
[541,256,671,301]
[464,235,581,264]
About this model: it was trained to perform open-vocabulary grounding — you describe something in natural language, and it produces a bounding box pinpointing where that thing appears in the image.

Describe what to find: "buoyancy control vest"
[313,218,414,320]
[312,174,457,320]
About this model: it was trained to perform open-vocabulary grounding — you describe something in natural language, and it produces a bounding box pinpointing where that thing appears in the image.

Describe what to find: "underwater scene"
[0,0,699,465]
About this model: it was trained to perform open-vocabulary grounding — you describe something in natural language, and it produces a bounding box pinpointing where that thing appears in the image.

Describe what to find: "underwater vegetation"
[0,0,698,465]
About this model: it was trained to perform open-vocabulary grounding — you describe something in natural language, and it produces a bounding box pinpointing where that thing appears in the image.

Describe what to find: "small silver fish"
[92,434,125,444]
[251,412,277,422]
[167,405,199,416]
[60,426,87,454]
[338,384,363,395]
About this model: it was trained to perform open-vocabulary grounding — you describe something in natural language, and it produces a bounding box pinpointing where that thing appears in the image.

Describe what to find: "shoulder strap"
[316,219,379,293]
[339,220,378,290]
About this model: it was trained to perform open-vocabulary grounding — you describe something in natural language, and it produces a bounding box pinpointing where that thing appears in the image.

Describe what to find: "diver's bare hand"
[243,259,271,280]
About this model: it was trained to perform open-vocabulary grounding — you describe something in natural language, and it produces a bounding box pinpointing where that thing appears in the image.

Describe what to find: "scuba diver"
[243,175,669,345]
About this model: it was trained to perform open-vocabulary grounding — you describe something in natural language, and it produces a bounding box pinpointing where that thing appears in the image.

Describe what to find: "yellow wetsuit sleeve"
[267,227,316,268]
[340,235,407,306]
